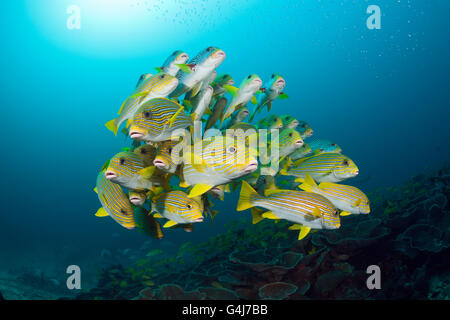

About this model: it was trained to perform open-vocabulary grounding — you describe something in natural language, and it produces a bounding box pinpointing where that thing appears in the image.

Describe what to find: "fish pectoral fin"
[93,187,98,194]
[166,106,184,128]
[251,95,258,105]
[138,166,156,179]
[223,85,238,97]
[278,92,289,100]
[105,119,119,136]
[267,101,272,111]
[95,208,109,217]
[354,199,362,207]
[297,226,311,240]
[153,213,164,218]
[311,207,322,218]
[163,220,178,228]
[191,82,202,97]
[340,211,352,216]
[154,67,163,73]
[183,152,210,172]
[188,183,214,198]
[126,118,133,128]
[176,63,195,74]
[261,211,278,219]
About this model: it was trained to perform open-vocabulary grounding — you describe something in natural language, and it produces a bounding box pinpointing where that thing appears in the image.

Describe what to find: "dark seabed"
[0,1,449,300]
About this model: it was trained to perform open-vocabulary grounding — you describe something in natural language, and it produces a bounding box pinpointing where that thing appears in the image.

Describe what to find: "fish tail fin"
[237,181,259,211]
[299,173,319,192]
[105,119,119,136]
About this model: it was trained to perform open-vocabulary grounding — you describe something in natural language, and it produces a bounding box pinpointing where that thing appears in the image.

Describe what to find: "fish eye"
[207,47,213,52]
[186,204,192,209]
[331,143,337,146]
[168,147,173,153]
[343,160,349,166]
[140,148,146,154]
[228,146,236,154]
[302,124,307,128]
[289,133,293,137]
[120,209,127,215]
[160,74,165,79]
[144,111,152,119]
[120,158,126,165]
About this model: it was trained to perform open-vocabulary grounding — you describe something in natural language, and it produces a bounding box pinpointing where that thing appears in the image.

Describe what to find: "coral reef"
[75,166,450,300]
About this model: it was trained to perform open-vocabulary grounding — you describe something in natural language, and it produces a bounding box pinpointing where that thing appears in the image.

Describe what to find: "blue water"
[0,0,449,297]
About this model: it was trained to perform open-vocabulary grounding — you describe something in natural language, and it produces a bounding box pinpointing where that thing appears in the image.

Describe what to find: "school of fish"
[95,47,370,241]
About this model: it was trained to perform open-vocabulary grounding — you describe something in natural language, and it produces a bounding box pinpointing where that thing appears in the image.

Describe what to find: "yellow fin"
[297,226,311,240]
[188,183,214,198]
[250,208,264,224]
[224,184,231,193]
[105,119,118,136]
[251,95,258,105]
[261,211,278,219]
[163,220,178,228]
[204,107,213,116]
[288,224,302,230]
[138,166,156,179]
[354,199,362,207]
[279,168,288,176]
[311,207,322,218]
[293,158,308,166]
[126,118,133,128]
[95,208,109,217]
[294,177,305,183]
[299,173,318,192]
[184,152,209,172]
[153,213,163,218]
[93,187,98,194]
[223,85,238,97]
[179,180,189,188]
[166,106,184,128]
[318,182,336,189]
[190,113,197,122]
[237,181,259,211]
[264,188,291,196]
[191,82,202,97]
[340,211,352,216]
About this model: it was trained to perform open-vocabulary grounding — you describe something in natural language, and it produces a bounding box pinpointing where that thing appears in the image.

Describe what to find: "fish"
[208,184,231,201]
[105,73,179,135]
[104,152,156,191]
[221,74,263,124]
[280,115,299,130]
[154,50,189,76]
[153,139,182,174]
[129,190,147,206]
[290,143,313,161]
[299,174,370,215]
[129,98,192,143]
[152,190,204,227]
[136,73,153,89]
[225,122,258,138]
[204,97,227,131]
[211,74,234,98]
[187,85,214,122]
[182,135,259,197]
[170,46,226,98]
[134,144,157,167]
[260,128,303,166]
[297,121,314,139]
[237,181,340,240]
[254,174,278,196]
[95,171,135,229]
[133,206,164,239]
[249,74,287,121]
[281,152,359,183]
[306,138,342,154]
[223,107,249,129]
[258,115,283,130]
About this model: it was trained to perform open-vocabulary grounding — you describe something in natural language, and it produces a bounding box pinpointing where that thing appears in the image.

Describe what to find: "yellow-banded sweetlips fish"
[188,85,214,121]
[134,144,157,167]
[153,139,182,174]
[129,98,192,143]
[208,184,231,201]
[171,46,226,98]
[151,190,204,228]
[211,74,234,99]
[258,115,283,130]
[133,206,164,239]
[224,107,249,129]
[307,138,342,154]
[281,152,359,183]
[237,181,340,240]
[205,97,228,131]
[182,135,258,197]
[290,143,312,161]
[95,171,135,229]
[221,74,263,124]
[105,73,179,135]
[280,115,299,130]
[297,121,314,139]
[299,174,370,215]
[105,152,156,190]
[249,73,287,121]
[224,122,258,139]
[260,129,303,165]
[136,73,153,89]
[154,50,189,76]
[129,190,147,206]
[254,174,278,196]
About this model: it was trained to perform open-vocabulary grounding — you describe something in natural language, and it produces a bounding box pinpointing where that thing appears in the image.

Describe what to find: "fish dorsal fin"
[95,208,109,217]
[188,183,214,198]
[163,220,178,228]
[261,211,278,219]
[223,85,238,97]
[264,188,290,197]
